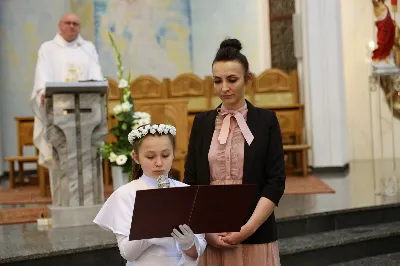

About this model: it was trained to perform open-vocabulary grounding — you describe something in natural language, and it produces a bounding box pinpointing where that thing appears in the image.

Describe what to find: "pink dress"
[199,104,281,266]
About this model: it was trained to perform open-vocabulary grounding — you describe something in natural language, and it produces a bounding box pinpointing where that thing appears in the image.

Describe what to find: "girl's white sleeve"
[176,233,207,265]
[94,183,151,261]
[115,234,151,261]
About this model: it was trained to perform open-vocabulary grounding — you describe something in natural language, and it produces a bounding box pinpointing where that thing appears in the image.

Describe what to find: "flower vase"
[111,166,130,190]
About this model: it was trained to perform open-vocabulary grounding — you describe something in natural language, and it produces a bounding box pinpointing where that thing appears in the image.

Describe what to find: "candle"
[392,0,398,12]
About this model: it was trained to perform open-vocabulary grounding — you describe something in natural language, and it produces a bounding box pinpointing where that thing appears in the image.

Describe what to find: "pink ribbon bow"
[217,106,254,145]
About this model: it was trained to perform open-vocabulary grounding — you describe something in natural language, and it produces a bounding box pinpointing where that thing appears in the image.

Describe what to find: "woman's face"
[212,61,251,110]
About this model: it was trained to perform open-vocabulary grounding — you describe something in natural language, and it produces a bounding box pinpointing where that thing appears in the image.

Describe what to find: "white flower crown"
[128,124,177,144]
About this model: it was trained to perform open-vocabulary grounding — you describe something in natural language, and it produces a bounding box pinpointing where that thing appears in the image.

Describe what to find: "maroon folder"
[129,184,258,240]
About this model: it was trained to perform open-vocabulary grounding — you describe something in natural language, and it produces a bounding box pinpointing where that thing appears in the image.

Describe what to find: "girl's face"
[212,60,251,110]
[132,135,174,179]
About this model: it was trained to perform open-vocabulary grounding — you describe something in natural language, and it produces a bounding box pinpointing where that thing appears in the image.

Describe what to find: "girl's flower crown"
[128,124,177,145]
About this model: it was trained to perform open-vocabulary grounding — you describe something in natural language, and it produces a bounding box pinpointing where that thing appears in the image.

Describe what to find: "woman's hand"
[222,197,277,245]
[206,233,238,248]
[220,225,255,245]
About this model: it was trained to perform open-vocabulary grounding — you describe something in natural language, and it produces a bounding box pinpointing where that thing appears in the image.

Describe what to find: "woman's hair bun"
[219,38,242,51]
[213,37,249,74]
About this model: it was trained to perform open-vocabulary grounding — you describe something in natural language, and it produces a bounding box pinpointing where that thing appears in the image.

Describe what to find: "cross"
[63,108,92,115]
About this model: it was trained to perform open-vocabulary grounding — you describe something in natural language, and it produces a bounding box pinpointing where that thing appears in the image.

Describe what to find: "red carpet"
[284,175,335,195]
[0,185,114,205]
[0,176,333,225]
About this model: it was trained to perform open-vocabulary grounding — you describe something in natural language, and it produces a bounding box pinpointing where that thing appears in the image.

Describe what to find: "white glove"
[171,224,195,250]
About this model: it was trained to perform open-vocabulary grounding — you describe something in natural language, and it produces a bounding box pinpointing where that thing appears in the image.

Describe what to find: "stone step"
[277,203,400,239]
[329,252,400,266]
[280,221,400,266]
[2,204,399,265]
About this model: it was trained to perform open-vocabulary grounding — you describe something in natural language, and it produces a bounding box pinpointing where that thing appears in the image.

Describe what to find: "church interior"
[0,0,400,265]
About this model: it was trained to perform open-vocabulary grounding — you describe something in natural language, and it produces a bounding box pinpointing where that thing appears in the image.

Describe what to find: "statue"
[370,0,400,121]
[371,0,399,72]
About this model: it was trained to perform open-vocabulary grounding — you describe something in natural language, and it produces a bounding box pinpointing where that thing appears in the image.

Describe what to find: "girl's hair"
[130,125,176,180]
[212,38,249,78]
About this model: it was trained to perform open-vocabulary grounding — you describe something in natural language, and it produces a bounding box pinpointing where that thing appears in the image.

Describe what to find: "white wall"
[0,0,71,171]
[341,0,400,161]
[190,0,271,77]
[299,0,349,168]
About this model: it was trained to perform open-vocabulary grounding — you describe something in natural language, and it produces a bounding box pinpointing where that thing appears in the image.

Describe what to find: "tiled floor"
[275,159,400,218]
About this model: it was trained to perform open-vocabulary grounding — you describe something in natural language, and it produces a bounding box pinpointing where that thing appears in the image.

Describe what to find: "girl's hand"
[171,224,195,250]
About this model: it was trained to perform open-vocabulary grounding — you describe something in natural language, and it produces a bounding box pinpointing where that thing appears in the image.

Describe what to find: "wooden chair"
[107,75,168,115]
[253,69,311,176]
[135,98,189,180]
[3,117,49,195]
[4,117,38,188]
[165,73,212,137]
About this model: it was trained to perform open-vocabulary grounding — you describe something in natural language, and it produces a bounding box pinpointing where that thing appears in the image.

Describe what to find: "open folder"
[129,184,258,240]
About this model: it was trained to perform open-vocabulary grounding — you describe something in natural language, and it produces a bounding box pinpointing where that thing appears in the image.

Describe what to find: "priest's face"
[132,135,174,179]
[212,61,251,110]
[58,13,80,42]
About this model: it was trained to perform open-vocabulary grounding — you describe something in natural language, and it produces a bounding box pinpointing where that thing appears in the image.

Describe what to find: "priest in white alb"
[30,13,104,196]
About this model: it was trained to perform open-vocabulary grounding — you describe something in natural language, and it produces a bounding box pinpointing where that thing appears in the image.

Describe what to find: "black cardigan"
[183,101,286,244]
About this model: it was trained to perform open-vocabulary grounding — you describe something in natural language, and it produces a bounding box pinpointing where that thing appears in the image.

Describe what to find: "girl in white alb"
[94,124,206,265]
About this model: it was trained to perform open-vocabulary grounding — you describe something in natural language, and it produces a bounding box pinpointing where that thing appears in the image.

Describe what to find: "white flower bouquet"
[100,32,151,177]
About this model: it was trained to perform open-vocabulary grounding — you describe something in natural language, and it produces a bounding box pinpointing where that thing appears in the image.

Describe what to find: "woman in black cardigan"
[183,38,285,265]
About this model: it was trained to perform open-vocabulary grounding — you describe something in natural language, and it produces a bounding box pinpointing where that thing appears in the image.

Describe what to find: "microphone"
[76,41,98,64]
[76,40,104,81]
[157,174,170,188]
